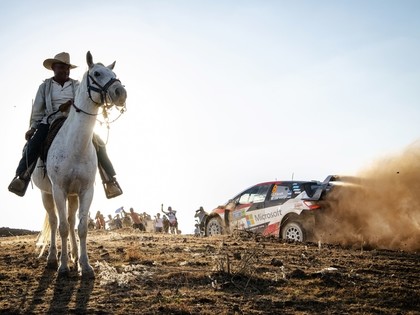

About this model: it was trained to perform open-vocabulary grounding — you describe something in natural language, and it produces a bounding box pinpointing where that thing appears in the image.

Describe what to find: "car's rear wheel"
[281,221,305,242]
[206,217,224,236]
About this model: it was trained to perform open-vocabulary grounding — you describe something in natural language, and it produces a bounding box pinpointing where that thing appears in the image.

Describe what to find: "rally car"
[203,175,338,242]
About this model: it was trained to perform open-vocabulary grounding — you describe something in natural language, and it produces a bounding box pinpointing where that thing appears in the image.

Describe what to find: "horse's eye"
[94,71,100,77]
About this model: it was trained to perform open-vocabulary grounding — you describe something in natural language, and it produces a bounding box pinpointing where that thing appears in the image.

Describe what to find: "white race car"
[203,175,338,242]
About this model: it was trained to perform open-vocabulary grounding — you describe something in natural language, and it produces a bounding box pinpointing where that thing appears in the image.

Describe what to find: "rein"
[72,103,100,116]
[46,101,100,124]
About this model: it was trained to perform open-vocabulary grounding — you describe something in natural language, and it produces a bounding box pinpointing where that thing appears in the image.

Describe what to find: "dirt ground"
[0,228,419,315]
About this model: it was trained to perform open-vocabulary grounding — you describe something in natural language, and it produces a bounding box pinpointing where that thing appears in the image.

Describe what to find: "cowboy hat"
[43,52,77,70]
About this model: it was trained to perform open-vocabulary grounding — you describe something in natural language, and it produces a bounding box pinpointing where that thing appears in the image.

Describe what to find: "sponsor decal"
[233,209,246,220]
[292,183,301,194]
[272,185,277,194]
[246,222,268,233]
[254,208,283,222]
[246,214,255,226]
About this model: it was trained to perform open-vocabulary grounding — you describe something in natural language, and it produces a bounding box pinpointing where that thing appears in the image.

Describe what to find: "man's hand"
[25,128,36,141]
[59,99,73,112]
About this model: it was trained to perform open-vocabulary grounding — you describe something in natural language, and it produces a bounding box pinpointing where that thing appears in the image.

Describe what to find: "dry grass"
[0,229,419,314]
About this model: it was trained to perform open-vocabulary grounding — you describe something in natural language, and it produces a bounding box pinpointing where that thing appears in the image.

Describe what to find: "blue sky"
[1,0,419,233]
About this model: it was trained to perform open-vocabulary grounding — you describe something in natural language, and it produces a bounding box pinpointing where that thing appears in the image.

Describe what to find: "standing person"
[106,214,115,230]
[161,205,179,234]
[124,207,146,231]
[141,212,151,231]
[154,213,163,233]
[162,215,170,233]
[121,209,132,228]
[7,52,123,199]
[113,214,123,229]
[88,212,95,230]
[95,211,106,230]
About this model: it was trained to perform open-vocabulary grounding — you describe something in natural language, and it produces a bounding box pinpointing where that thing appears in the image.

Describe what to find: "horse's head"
[86,51,127,108]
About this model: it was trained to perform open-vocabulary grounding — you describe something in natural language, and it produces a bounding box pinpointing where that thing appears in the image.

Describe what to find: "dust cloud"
[317,141,420,251]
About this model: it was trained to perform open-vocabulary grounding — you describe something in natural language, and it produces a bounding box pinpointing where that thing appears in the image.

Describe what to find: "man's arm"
[30,82,47,129]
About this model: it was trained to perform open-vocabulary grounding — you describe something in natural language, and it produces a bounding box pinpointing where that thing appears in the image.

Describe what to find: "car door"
[228,184,272,229]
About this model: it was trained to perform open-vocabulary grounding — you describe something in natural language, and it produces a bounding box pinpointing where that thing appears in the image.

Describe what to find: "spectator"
[88,213,95,230]
[140,212,152,231]
[124,207,146,231]
[95,211,106,230]
[162,205,179,234]
[121,211,132,228]
[106,214,115,230]
[114,214,123,229]
[162,215,170,233]
[154,213,163,233]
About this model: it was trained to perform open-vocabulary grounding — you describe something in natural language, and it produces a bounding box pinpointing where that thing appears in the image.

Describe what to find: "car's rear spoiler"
[302,175,340,201]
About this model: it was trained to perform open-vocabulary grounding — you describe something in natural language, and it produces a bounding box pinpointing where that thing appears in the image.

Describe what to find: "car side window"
[270,185,291,200]
[238,184,271,204]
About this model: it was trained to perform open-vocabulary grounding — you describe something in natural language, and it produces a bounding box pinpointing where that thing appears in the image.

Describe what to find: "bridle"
[48,68,125,124]
[72,69,123,116]
[87,71,121,106]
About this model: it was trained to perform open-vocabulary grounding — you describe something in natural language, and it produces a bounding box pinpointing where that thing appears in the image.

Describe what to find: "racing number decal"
[272,185,277,194]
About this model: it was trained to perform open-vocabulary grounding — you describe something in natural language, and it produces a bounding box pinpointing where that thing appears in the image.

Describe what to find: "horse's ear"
[86,51,94,69]
[107,61,116,70]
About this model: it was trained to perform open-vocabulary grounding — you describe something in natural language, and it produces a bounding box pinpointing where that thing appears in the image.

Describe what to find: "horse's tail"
[35,213,51,258]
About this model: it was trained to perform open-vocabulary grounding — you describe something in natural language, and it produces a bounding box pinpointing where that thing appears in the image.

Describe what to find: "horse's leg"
[41,192,58,269]
[78,188,94,278]
[68,195,79,266]
[52,187,70,275]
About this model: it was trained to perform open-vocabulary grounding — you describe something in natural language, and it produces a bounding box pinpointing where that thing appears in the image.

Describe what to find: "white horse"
[33,51,127,277]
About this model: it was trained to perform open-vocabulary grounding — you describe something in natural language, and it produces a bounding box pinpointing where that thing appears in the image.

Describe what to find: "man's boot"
[98,164,123,199]
[103,178,123,199]
[8,175,30,197]
[8,163,34,197]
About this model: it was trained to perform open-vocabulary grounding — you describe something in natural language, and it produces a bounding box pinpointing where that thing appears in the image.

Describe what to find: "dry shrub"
[125,245,143,262]
[212,245,261,276]
[95,261,153,287]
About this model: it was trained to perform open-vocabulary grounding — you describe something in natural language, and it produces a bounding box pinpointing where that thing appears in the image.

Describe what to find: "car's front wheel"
[206,217,224,236]
[281,221,305,242]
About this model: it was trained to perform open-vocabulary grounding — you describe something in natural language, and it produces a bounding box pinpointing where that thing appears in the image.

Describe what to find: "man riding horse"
[8,52,123,199]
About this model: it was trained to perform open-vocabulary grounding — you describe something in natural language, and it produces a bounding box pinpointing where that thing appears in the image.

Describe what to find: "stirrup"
[8,176,30,197]
[103,179,123,199]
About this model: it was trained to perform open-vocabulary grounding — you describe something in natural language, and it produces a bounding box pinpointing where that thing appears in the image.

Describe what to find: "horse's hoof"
[81,267,95,279]
[81,271,95,279]
[57,266,70,277]
[46,260,58,270]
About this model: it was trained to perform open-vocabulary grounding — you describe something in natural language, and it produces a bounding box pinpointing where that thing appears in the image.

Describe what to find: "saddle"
[40,117,67,163]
